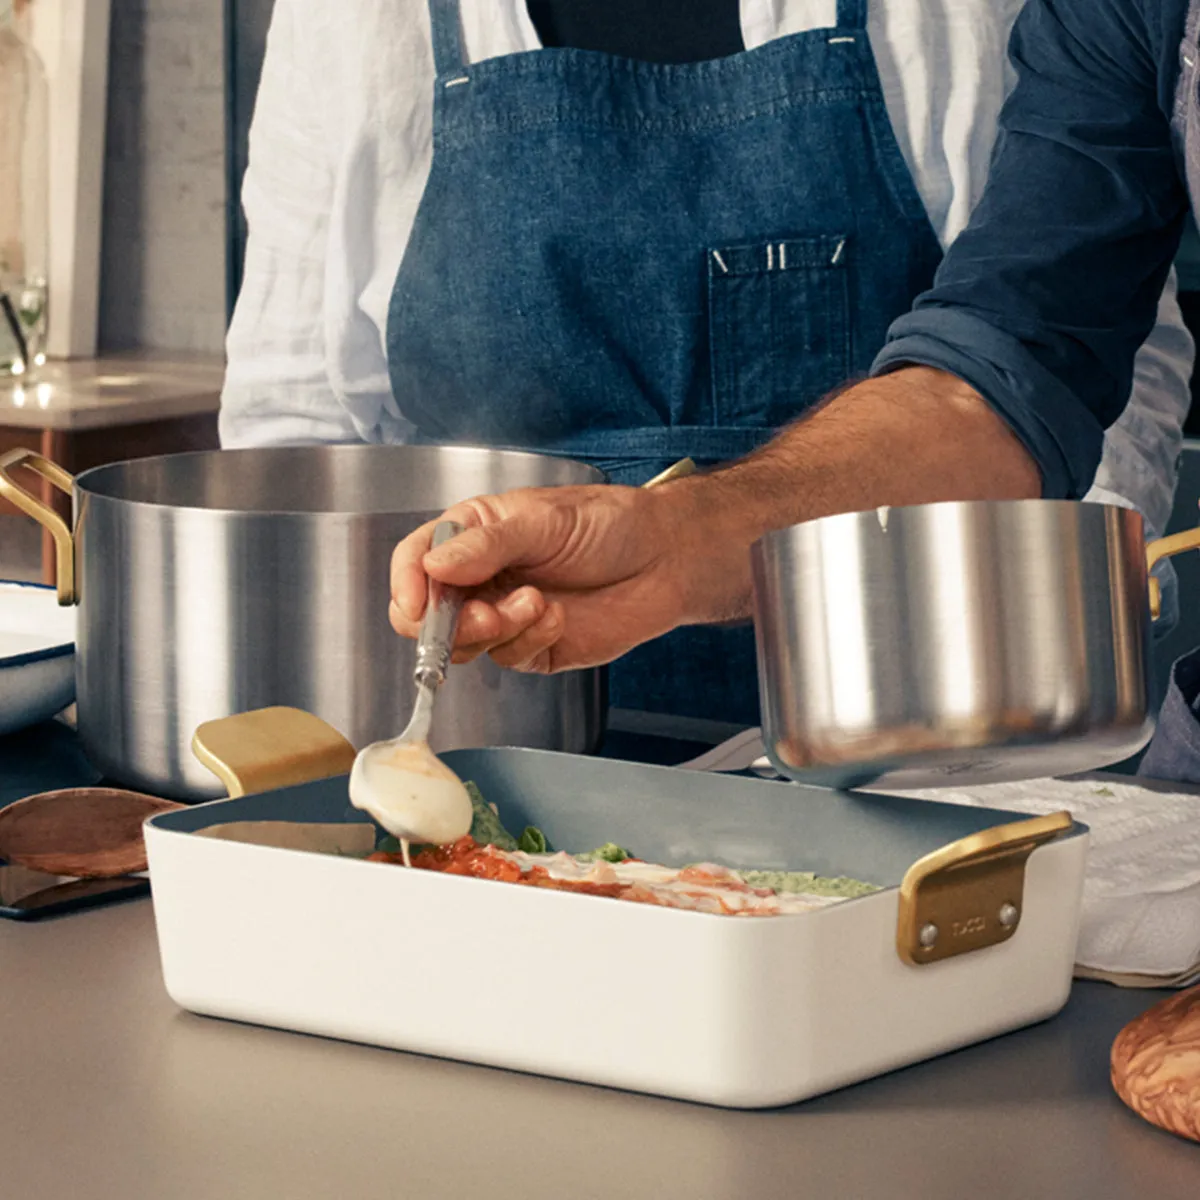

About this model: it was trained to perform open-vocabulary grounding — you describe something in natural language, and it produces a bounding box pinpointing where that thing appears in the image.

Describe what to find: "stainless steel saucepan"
[751,498,1200,790]
[0,444,607,800]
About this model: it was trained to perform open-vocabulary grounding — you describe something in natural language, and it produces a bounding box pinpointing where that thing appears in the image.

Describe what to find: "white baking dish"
[145,727,1088,1108]
[0,580,75,736]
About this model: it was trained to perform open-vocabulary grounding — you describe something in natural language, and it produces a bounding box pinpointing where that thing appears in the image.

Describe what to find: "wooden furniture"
[0,353,223,585]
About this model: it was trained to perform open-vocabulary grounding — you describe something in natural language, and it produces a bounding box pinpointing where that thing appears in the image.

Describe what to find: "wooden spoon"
[0,787,185,878]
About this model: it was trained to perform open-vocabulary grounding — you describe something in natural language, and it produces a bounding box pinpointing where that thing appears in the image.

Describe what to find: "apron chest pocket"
[707,234,851,429]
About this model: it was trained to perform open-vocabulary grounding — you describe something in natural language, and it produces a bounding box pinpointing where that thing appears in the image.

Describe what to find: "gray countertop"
[2,900,1197,1199]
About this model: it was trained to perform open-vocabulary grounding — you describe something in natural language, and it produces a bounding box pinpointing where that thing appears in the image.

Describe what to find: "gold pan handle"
[1146,525,1200,620]
[192,707,357,798]
[0,447,76,604]
[642,458,697,489]
[897,810,1074,966]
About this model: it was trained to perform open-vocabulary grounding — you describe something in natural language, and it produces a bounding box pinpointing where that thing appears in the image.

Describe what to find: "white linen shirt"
[221,0,1195,536]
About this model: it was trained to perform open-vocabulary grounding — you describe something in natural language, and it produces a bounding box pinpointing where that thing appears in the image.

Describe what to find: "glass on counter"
[0,0,49,381]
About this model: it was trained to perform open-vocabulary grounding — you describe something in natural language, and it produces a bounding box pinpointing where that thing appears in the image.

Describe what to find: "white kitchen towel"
[678,731,1200,987]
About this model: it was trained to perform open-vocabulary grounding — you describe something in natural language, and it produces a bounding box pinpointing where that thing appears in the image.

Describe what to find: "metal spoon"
[348,461,699,863]
[349,520,473,865]
[0,787,186,878]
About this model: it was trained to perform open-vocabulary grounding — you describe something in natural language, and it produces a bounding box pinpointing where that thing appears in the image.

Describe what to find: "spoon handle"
[414,520,466,689]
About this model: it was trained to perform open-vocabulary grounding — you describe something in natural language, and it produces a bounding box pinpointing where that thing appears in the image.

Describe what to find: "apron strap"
[427,0,467,78]
[835,0,868,31]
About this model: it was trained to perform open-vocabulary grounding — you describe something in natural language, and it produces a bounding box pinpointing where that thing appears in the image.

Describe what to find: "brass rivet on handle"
[896,811,1073,966]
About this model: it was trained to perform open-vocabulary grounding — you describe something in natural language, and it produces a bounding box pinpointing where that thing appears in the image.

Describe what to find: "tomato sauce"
[366,836,781,914]
[368,836,629,898]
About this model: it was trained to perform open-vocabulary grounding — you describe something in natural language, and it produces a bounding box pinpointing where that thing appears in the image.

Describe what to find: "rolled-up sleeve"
[872,0,1191,498]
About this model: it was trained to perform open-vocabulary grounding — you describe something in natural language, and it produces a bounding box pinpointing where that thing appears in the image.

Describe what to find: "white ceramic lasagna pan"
[145,712,1088,1109]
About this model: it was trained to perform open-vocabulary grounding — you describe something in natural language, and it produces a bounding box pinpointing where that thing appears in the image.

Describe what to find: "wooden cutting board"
[1111,984,1200,1142]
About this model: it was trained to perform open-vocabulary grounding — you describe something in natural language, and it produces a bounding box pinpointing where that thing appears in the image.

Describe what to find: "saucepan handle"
[1146,526,1200,620]
[0,447,77,605]
[643,458,697,489]
[192,707,357,798]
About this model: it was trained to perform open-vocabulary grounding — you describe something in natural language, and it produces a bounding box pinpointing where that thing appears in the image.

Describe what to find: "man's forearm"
[667,366,1042,623]
[719,366,1042,522]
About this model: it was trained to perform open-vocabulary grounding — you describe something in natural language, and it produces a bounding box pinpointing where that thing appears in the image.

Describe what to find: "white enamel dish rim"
[0,580,75,666]
[144,753,1091,1108]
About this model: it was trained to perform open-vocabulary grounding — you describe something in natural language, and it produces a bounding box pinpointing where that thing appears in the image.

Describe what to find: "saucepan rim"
[751,495,1146,552]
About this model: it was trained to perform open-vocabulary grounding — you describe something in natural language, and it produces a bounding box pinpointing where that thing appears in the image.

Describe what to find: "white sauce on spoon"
[349,740,474,855]
[350,517,474,862]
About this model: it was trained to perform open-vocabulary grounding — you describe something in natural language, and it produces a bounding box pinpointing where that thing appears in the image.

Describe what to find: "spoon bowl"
[350,737,473,847]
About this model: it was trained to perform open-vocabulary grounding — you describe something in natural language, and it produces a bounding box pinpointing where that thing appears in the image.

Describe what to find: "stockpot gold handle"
[1146,526,1200,620]
[0,447,76,605]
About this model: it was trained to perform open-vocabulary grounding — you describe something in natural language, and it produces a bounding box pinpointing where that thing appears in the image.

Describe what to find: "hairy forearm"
[666,366,1042,622]
[717,365,1041,521]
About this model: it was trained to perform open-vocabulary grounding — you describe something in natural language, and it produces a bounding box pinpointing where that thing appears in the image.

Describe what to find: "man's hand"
[390,367,1042,674]
[389,481,744,673]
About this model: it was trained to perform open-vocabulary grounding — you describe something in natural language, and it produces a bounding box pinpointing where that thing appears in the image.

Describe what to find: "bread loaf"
[1110,984,1200,1143]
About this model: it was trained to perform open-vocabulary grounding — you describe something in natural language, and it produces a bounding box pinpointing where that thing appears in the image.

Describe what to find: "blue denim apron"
[1139,647,1200,782]
[387,0,943,724]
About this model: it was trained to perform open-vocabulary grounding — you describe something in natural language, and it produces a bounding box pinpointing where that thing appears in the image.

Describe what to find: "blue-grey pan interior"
[148,747,1086,887]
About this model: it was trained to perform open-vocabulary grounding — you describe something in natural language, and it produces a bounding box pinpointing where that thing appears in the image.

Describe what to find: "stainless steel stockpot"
[750,499,1200,790]
[0,444,606,799]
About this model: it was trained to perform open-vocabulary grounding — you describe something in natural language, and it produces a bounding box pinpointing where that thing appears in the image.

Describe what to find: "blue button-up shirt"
[873,0,1193,499]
